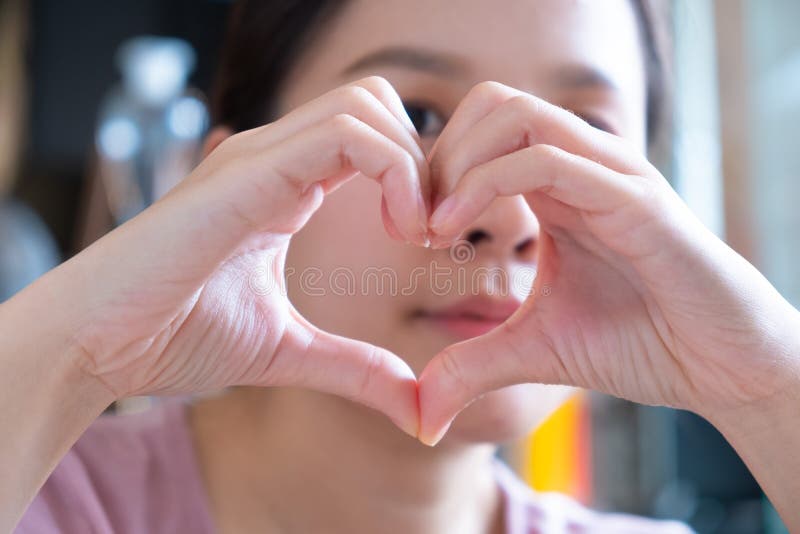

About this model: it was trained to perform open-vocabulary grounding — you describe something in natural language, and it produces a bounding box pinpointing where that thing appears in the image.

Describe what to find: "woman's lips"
[412,296,521,340]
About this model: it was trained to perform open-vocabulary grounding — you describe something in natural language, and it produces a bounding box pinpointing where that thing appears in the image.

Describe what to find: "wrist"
[699,307,800,530]
[1,260,117,402]
[699,296,800,419]
[705,380,800,531]
[0,270,115,530]
[0,265,117,433]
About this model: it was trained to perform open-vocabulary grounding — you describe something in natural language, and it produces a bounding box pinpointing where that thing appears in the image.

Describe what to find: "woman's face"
[275,0,647,443]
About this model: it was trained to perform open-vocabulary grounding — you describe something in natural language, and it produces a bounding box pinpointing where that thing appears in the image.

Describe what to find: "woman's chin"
[442,383,577,445]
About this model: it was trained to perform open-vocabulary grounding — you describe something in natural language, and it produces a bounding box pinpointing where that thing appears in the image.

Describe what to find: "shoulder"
[493,459,694,534]
[15,399,214,534]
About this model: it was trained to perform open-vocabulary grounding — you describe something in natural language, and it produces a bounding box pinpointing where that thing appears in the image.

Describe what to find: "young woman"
[4,0,800,532]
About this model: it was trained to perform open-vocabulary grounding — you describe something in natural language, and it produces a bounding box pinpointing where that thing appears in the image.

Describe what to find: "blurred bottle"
[0,199,60,302]
[94,36,208,224]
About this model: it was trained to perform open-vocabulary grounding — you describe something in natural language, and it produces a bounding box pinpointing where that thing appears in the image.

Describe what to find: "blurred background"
[0,1,797,532]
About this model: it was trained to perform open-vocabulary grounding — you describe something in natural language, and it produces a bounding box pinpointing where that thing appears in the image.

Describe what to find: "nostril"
[514,237,536,258]
[465,229,492,246]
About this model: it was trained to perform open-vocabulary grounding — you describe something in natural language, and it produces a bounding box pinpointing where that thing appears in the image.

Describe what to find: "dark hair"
[212,0,671,144]
[630,0,673,144]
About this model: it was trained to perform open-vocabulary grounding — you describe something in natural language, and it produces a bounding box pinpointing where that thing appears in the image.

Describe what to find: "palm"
[141,245,291,394]
[522,200,691,408]
[77,226,293,398]
[519,188,785,413]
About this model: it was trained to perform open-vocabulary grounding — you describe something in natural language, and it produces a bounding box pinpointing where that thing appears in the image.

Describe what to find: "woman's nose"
[458,196,539,264]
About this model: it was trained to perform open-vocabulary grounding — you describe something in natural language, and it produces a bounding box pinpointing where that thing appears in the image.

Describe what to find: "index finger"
[427,82,518,204]
[428,81,650,205]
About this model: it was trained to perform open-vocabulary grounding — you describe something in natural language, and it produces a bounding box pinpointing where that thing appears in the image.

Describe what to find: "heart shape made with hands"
[287,79,728,448]
[209,76,666,449]
[277,187,545,447]
[267,80,668,448]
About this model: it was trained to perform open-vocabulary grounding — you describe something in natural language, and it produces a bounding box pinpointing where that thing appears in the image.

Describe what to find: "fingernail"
[419,419,453,447]
[430,195,458,233]
[385,219,404,242]
[417,191,429,236]
[390,415,419,440]
[428,236,451,250]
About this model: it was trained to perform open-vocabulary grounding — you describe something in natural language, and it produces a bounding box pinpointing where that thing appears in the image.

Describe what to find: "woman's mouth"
[411,296,521,340]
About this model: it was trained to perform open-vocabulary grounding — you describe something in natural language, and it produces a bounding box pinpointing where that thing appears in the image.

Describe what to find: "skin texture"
[2,0,800,533]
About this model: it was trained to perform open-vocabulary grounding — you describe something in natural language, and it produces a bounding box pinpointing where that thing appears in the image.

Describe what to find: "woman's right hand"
[44,76,428,436]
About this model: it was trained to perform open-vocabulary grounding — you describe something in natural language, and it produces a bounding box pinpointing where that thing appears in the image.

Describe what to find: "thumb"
[417,311,568,447]
[264,313,420,439]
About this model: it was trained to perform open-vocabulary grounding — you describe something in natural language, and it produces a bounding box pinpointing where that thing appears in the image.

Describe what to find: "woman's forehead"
[318,0,645,95]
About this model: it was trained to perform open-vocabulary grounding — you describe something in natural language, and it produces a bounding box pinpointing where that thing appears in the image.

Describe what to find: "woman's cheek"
[284,177,424,347]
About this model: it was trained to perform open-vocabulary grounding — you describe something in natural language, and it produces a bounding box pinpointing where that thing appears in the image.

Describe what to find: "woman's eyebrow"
[340,48,619,95]
[340,46,470,78]
[550,64,621,93]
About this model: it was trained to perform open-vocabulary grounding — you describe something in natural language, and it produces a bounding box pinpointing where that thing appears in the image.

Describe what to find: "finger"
[265,313,420,439]
[381,195,405,242]
[334,77,431,223]
[237,76,430,204]
[220,76,431,237]
[427,81,518,164]
[417,312,564,445]
[342,75,426,153]
[417,233,568,446]
[241,76,426,166]
[347,75,427,153]
[429,144,651,242]
[270,113,429,243]
[427,81,517,205]
[429,83,648,204]
[208,113,430,248]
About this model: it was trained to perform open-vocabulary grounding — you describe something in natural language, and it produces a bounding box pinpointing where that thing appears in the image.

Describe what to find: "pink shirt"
[16,399,692,533]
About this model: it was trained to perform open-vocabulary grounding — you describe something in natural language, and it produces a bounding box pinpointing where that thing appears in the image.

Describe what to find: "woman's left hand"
[418,81,800,446]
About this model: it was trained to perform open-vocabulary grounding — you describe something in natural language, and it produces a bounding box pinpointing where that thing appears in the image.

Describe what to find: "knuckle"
[635,149,660,175]
[465,81,517,109]
[216,131,244,153]
[329,112,362,133]
[635,173,670,205]
[395,146,415,167]
[400,150,420,177]
[469,80,506,100]
[388,149,418,183]
[614,134,639,153]
[359,75,397,99]
[358,346,384,398]
[458,161,482,187]
[511,93,548,120]
[528,144,567,191]
[360,75,393,90]
[341,84,376,110]
[529,143,562,162]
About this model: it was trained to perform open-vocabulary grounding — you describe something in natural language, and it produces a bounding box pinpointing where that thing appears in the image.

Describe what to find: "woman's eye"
[402,101,446,137]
